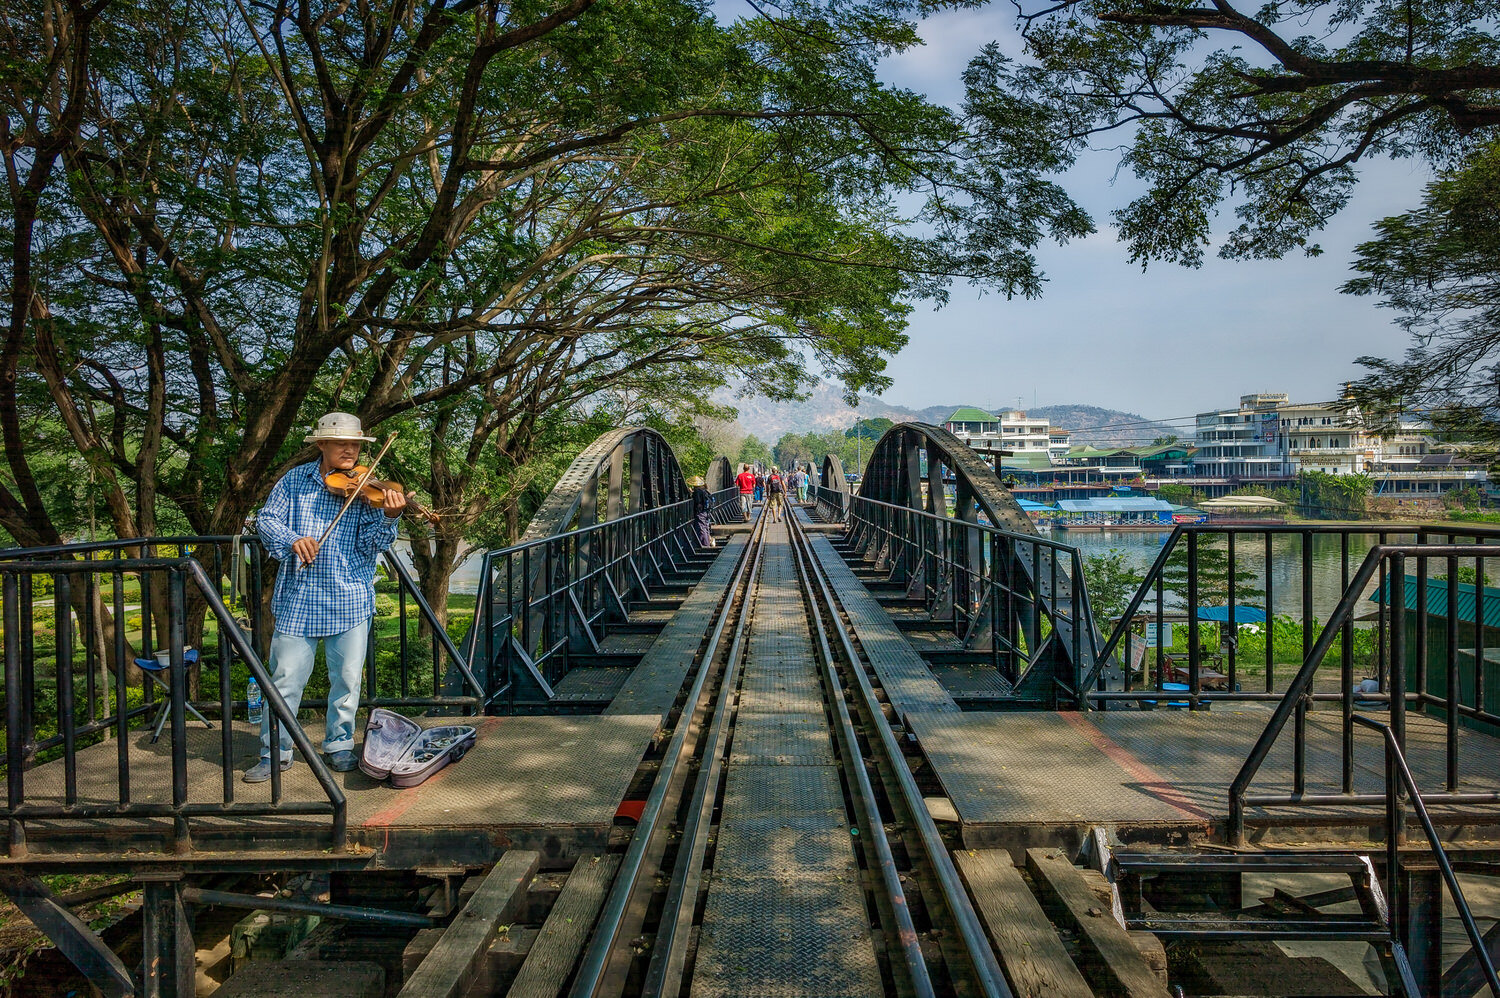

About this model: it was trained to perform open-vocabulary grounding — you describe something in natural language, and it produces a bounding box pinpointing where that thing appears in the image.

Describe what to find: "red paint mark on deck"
[614,800,646,823]
[363,716,505,828]
[1058,712,1213,821]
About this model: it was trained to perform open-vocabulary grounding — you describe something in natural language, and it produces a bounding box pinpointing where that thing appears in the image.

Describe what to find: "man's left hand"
[382,489,410,518]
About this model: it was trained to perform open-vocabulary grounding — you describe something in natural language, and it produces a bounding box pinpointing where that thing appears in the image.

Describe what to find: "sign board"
[1144,621,1168,648]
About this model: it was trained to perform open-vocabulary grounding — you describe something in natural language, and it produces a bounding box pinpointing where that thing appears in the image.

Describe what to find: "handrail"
[183,559,347,845]
[844,491,1102,702]
[464,486,737,710]
[1226,545,1386,839]
[1228,542,1500,842]
[379,551,482,702]
[1,557,346,853]
[1353,713,1500,997]
[851,493,1085,554]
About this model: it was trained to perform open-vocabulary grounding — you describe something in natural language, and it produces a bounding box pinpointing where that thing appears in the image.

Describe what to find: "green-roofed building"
[998,452,1053,473]
[1126,442,1197,476]
[943,407,1000,436]
[1372,575,1500,735]
[1064,445,1142,477]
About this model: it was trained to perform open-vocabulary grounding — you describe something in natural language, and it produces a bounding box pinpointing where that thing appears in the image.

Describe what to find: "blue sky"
[865,6,1433,420]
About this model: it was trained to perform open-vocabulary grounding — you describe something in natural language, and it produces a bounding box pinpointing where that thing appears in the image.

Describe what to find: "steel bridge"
[2,422,1500,997]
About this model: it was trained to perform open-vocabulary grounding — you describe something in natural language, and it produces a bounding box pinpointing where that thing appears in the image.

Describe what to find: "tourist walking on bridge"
[796,467,809,503]
[766,468,785,522]
[736,463,756,518]
[245,412,408,782]
[689,476,715,548]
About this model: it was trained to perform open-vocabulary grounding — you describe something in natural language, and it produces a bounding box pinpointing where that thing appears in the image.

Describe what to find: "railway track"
[564,510,1010,998]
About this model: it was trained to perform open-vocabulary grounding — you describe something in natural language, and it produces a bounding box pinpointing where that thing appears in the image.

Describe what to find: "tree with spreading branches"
[984,1,1500,265]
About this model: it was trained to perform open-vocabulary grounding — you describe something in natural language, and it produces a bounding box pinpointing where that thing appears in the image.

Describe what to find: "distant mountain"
[715,384,1181,448]
[715,383,944,441]
[1023,405,1180,447]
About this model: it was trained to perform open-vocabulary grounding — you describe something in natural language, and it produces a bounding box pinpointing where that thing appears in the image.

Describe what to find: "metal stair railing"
[1089,522,1500,711]
[836,492,1102,704]
[464,488,735,713]
[1354,713,1500,997]
[1228,543,1500,841]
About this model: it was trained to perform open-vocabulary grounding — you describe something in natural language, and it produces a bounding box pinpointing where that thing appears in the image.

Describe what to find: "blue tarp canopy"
[1196,605,1267,624]
[1016,498,1054,511]
[1055,498,1177,513]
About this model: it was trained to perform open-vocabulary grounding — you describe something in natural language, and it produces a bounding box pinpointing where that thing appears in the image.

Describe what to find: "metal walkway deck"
[690,518,881,997]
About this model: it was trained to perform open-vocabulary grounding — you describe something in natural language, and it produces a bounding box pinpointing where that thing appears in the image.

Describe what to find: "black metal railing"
[1227,541,1500,840]
[1355,713,1500,997]
[0,531,486,853]
[836,492,1100,703]
[1089,522,1500,709]
[467,486,739,712]
[0,535,480,719]
[1,556,345,855]
[811,484,849,522]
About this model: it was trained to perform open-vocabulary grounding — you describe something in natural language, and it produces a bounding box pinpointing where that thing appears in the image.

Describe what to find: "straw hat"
[687,475,706,487]
[305,412,375,443]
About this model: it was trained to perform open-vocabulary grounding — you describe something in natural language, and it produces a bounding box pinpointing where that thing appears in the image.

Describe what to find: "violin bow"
[299,433,397,567]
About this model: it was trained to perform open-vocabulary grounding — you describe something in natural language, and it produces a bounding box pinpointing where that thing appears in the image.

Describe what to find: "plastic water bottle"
[246,678,263,724]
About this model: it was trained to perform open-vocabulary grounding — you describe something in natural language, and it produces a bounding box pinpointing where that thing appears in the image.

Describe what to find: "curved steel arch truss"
[706,455,736,494]
[820,453,848,492]
[517,426,688,545]
[847,423,1111,706]
[464,426,742,712]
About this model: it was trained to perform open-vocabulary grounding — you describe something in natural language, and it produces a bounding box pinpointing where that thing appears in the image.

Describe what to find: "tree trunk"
[409,525,463,639]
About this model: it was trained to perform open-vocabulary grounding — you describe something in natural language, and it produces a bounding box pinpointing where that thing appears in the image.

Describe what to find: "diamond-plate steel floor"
[691,519,880,998]
[910,707,1500,839]
[15,713,660,857]
[805,534,958,719]
[607,534,747,721]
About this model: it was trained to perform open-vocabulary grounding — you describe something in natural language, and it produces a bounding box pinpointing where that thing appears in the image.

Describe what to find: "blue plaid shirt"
[256,461,401,637]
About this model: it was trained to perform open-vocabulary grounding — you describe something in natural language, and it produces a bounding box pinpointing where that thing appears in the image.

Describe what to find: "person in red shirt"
[735,464,756,518]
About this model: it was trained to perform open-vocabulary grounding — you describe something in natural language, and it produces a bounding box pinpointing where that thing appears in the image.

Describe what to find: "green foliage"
[1082,550,1144,624]
[1162,542,1265,608]
[988,2,1500,266]
[737,435,773,468]
[847,417,894,441]
[1444,486,1486,511]
[1,0,1090,563]
[1298,471,1373,520]
[1345,142,1500,467]
[1153,483,1207,507]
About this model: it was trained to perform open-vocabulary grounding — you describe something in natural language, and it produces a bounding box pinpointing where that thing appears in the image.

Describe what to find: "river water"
[1056,527,1414,622]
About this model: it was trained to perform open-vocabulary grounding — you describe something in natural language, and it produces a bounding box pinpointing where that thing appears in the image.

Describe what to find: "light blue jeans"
[259,621,370,762]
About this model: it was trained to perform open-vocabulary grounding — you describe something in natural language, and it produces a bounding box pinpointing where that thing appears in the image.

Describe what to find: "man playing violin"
[244,412,408,782]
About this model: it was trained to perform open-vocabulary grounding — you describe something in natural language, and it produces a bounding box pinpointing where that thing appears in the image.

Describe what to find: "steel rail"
[788,513,1014,998]
[570,513,768,998]
[641,516,770,995]
[785,512,935,997]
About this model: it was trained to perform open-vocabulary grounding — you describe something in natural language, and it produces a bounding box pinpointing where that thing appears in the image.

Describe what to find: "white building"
[1275,400,1375,476]
[943,407,1055,457]
[1048,427,1071,461]
[1194,391,1486,492]
[1192,394,1287,479]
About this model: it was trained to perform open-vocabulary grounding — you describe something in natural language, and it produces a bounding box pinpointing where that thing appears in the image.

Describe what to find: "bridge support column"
[141,874,194,998]
[1398,864,1442,995]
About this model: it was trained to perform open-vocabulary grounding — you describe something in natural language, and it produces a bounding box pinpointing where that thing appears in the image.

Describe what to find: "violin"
[324,466,440,524]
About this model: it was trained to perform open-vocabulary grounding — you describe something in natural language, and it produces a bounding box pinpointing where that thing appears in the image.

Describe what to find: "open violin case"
[359,708,477,788]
